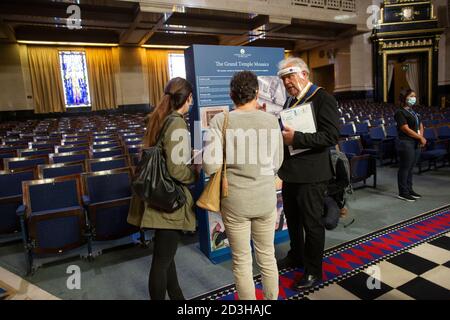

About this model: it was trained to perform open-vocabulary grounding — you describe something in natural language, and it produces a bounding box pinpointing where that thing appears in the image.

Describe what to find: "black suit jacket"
[278,88,340,184]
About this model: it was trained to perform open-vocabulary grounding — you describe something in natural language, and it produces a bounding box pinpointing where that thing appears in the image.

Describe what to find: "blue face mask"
[407,97,417,106]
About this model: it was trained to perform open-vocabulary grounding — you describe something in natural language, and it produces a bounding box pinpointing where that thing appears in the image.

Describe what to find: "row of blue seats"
[1,166,143,275]
[340,133,450,174]
[340,123,450,140]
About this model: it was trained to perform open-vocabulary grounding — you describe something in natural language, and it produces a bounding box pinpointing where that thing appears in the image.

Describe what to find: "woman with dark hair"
[128,77,199,300]
[394,89,426,202]
[203,71,284,300]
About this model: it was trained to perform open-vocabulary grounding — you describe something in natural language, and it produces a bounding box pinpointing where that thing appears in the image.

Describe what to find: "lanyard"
[406,108,419,129]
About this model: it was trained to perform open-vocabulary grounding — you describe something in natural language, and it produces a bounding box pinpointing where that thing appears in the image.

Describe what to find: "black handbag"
[132,116,187,213]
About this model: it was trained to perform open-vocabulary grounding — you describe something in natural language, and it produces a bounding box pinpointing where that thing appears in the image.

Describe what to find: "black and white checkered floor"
[303,232,450,300]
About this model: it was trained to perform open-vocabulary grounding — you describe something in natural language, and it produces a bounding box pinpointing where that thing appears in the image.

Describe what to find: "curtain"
[388,62,394,92]
[86,47,117,110]
[146,49,169,107]
[27,46,65,113]
[406,60,420,104]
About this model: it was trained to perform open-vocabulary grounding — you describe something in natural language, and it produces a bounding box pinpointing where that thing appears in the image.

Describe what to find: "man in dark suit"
[276,57,340,290]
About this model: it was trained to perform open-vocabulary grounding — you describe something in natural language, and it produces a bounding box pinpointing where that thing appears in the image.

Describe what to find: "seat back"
[91,147,123,159]
[355,123,369,134]
[386,125,398,138]
[93,135,117,143]
[25,176,82,212]
[338,138,362,156]
[55,144,90,153]
[340,123,356,137]
[29,141,59,150]
[92,141,121,150]
[437,126,450,139]
[82,168,135,240]
[49,151,89,164]
[126,144,143,155]
[23,175,85,254]
[369,126,387,140]
[0,169,35,234]
[84,168,132,203]
[88,156,130,172]
[0,150,17,170]
[4,155,48,171]
[61,138,90,146]
[18,148,53,157]
[424,128,437,141]
[38,161,86,179]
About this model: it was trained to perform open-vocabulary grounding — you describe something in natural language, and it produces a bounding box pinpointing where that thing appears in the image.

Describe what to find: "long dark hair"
[144,77,193,147]
[401,89,415,108]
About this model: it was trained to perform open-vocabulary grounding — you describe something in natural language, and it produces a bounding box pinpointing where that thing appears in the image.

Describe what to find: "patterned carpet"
[195,205,450,300]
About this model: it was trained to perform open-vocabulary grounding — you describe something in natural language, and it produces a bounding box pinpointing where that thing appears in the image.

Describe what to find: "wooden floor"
[0,266,58,300]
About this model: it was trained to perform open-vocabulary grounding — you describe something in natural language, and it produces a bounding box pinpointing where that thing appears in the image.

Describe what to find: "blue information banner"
[189,45,282,107]
[185,45,288,264]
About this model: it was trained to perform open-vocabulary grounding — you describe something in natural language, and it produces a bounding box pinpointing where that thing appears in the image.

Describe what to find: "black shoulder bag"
[132,115,187,213]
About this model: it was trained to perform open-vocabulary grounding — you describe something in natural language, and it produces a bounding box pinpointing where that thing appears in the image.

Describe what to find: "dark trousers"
[397,139,420,195]
[282,181,328,278]
[149,229,184,300]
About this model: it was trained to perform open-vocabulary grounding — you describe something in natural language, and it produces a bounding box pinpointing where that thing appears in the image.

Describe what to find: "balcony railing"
[291,0,356,12]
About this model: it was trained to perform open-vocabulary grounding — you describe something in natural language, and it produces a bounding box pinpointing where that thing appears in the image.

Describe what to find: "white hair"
[278,57,310,75]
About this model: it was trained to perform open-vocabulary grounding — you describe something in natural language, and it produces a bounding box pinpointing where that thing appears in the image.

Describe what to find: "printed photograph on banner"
[257,76,286,118]
[208,211,229,252]
[200,106,230,130]
[275,192,287,232]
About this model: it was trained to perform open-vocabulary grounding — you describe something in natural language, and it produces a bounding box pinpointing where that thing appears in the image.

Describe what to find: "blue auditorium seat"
[340,123,356,137]
[0,169,35,235]
[17,175,87,274]
[338,137,377,188]
[0,150,17,170]
[88,156,129,172]
[18,148,53,157]
[93,135,117,143]
[49,151,89,164]
[92,141,121,150]
[123,138,143,145]
[437,126,450,139]
[4,155,48,171]
[61,139,90,146]
[55,144,90,153]
[92,147,124,159]
[386,125,398,138]
[126,144,142,155]
[28,141,59,150]
[355,123,369,135]
[38,162,86,179]
[417,128,449,173]
[369,126,396,165]
[82,168,138,241]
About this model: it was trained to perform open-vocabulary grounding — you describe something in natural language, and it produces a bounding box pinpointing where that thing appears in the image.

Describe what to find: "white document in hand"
[280,102,316,156]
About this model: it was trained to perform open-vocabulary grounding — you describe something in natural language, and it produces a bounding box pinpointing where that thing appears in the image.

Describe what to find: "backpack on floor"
[330,149,351,193]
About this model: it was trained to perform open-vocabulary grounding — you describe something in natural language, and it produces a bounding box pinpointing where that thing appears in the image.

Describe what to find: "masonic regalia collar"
[297,83,322,105]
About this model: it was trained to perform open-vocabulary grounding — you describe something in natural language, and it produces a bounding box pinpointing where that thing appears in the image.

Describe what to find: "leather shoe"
[277,256,304,270]
[293,274,322,291]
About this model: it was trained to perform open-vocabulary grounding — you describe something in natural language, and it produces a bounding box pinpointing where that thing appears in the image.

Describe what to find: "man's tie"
[289,97,298,108]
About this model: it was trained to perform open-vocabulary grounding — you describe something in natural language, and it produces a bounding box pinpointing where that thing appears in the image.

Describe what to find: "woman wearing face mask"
[394,89,426,202]
[128,77,200,300]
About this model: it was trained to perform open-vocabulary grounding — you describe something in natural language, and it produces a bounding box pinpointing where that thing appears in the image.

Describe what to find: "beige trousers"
[222,209,279,300]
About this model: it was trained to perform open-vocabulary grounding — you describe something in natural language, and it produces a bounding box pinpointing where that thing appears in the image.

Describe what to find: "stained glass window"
[59,51,91,107]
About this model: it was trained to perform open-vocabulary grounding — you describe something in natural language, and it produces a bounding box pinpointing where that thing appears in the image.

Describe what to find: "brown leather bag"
[196,111,229,212]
